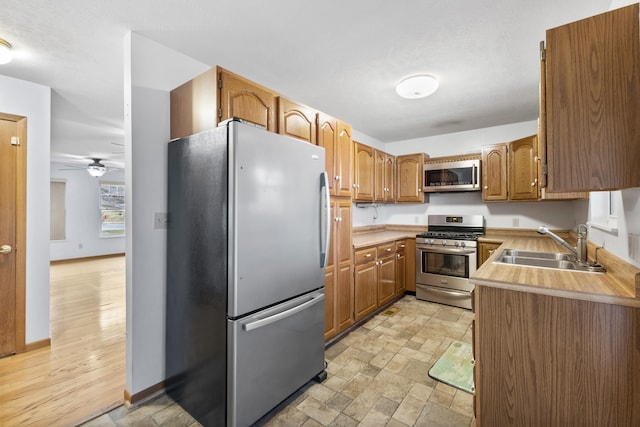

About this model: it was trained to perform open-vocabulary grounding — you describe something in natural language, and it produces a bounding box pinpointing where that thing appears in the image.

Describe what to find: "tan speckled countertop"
[472,234,640,308]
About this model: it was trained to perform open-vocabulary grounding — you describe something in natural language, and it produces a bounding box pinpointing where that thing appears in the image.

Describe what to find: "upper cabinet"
[318,114,353,198]
[277,97,316,144]
[508,135,538,201]
[396,153,427,203]
[541,4,640,192]
[218,68,277,131]
[170,68,218,140]
[353,142,374,202]
[482,144,508,201]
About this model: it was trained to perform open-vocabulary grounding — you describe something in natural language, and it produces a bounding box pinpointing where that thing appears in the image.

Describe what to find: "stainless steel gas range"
[415,215,485,309]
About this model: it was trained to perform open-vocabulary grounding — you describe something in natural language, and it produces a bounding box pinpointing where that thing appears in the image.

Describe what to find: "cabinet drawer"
[395,240,407,253]
[377,242,395,258]
[354,247,376,265]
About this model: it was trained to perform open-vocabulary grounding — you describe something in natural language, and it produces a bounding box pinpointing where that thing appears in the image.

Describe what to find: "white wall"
[124,32,209,395]
[50,163,125,261]
[0,74,51,344]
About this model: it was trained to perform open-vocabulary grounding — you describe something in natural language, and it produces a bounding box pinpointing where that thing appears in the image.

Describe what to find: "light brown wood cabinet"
[277,97,316,144]
[324,198,353,341]
[317,114,353,198]
[353,142,374,202]
[481,144,508,201]
[474,285,640,426]
[508,135,538,201]
[354,246,378,321]
[384,154,396,202]
[404,238,416,293]
[395,240,407,296]
[396,153,426,203]
[477,241,502,268]
[542,3,640,192]
[218,68,277,131]
[377,243,396,307]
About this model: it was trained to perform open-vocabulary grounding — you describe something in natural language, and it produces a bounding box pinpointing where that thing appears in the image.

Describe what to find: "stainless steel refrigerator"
[166,119,329,427]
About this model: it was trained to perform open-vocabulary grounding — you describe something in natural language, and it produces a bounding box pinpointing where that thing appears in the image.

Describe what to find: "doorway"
[0,113,26,357]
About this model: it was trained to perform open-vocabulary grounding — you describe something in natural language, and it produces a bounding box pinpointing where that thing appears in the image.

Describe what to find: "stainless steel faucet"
[537,224,589,264]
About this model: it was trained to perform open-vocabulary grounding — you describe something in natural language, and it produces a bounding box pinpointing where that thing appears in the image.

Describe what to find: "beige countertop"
[472,234,640,308]
[352,226,423,249]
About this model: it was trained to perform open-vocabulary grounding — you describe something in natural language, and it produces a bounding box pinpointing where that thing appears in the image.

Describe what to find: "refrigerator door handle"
[320,171,331,267]
[243,293,325,332]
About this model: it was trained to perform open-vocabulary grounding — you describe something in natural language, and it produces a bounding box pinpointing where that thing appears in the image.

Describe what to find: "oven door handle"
[417,246,476,255]
[418,284,470,298]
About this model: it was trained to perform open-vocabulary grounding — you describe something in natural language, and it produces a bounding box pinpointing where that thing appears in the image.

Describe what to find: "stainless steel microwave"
[422,159,481,192]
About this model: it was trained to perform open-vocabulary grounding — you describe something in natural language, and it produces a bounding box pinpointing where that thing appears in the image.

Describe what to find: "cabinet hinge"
[218,79,222,89]
[541,163,548,175]
[217,108,222,119]
[539,41,546,61]
[10,136,20,146]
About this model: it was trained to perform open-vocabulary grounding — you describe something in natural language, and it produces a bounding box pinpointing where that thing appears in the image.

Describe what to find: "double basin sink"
[494,249,605,273]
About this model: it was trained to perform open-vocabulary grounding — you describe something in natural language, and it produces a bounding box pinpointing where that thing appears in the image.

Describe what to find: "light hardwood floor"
[0,255,126,426]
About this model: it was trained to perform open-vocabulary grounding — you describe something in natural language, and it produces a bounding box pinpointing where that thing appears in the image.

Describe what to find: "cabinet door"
[509,135,538,201]
[482,144,508,201]
[374,150,386,202]
[324,266,337,340]
[545,4,640,192]
[336,262,354,332]
[170,68,218,140]
[354,262,377,321]
[384,154,395,202]
[336,200,352,265]
[336,121,353,197]
[396,153,425,203]
[219,68,277,131]
[477,242,502,268]
[378,256,396,306]
[317,113,337,195]
[395,241,406,295]
[277,97,316,144]
[354,142,374,201]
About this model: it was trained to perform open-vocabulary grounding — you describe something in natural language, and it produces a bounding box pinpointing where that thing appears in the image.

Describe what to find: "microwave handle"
[472,164,477,188]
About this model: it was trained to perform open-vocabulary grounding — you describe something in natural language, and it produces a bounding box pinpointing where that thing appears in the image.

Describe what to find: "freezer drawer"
[227,290,325,427]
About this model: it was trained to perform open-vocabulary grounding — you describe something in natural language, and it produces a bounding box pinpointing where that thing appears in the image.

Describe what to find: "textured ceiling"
[0,0,613,168]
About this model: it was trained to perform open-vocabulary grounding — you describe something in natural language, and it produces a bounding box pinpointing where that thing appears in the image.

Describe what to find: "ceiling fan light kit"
[86,159,107,177]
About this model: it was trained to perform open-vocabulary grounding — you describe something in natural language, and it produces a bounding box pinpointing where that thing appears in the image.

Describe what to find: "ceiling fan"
[60,158,118,177]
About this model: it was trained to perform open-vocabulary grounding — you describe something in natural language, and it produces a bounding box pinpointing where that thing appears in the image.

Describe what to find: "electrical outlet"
[154,212,168,229]
[512,218,520,227]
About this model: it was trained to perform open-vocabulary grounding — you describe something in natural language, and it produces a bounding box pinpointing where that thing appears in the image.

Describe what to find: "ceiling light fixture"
[395,74,439,99]
[86,159,107,177]
[0,38,13,65]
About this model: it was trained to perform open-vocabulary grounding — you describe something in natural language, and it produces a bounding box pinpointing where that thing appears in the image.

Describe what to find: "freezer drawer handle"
[243,293,325,332]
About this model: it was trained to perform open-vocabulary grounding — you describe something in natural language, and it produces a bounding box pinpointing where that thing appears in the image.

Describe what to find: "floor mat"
[428,340,474,394]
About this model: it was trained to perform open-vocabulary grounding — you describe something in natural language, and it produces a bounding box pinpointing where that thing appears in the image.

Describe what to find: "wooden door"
[509,135,538,200]
[336,262,354,332]
[0,115,25,357]
[384,154,395,202]
[323,266,337,340]
[374,150,385,201]
[478,242,502,268]
[482,144,508,201]
[277,97,316,144]
[395,242,406,295]
[336,200,352,265]
[354,262,377,321]
[545,4,640,192]
[317,113,337,195]
[353,142,374,202]
[218,68,276,131]
[377,256,396,306]
[335,121,353,197]
[396,153,425,203]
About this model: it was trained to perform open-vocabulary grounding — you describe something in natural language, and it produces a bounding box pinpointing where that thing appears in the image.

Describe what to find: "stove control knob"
[460,241,466,248]
[441,240,447,246]
[429,239,435,245]
[454,241,460,247]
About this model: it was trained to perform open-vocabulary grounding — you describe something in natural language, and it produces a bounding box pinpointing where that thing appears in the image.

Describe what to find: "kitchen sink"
[493,249,605,273]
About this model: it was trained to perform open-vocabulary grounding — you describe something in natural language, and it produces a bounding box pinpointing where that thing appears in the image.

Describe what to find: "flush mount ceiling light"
[395,74,439,99]
[0,38,13,65]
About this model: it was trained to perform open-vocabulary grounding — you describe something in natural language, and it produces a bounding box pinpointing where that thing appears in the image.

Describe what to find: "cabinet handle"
[335,175,341,181]
[365,253,372,257]
[386,248,392,252]
[531,178,538,187]
[484,185,488,190]
[400,244,405,248]
[397,254,400,259]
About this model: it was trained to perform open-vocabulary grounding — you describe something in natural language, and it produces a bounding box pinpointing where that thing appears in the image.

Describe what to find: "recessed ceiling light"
[0,38,13,65]
[395,75,439,99]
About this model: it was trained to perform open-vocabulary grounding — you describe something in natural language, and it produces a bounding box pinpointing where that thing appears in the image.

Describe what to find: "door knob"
[0,245,12,255]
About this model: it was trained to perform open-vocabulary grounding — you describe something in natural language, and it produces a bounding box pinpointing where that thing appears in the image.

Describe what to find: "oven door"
[416,246,476,292]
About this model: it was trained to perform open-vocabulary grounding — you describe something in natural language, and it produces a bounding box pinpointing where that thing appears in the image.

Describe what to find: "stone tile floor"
[82,296,474,427]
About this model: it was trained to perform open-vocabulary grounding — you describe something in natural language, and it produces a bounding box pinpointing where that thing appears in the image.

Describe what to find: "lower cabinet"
[477,241,502,268]
[395,240,407,295]
[354,246,378,321]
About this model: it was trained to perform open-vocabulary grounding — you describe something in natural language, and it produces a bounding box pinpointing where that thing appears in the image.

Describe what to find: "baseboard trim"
[124,381,165,406]
[23,338,51,353]
[50,253,125,265]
